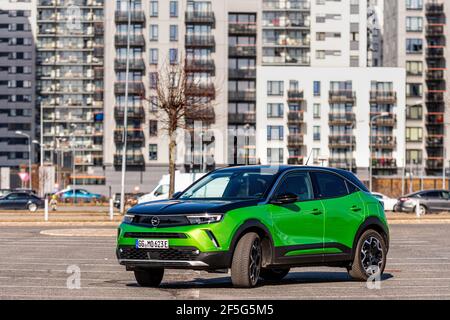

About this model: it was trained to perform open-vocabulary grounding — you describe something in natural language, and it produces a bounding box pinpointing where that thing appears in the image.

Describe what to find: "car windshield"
[179,170,278,200]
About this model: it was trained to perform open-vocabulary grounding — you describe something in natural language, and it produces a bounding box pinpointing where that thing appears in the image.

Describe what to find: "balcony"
[228,45,257,57]
[287,90,304,101]
[426,114,445,125]
[228,68,256,79]
[329,136,356,148]
[228,113,256,124]
[426,135,444,147]
[114,107,145,120]
[185,83,216,98]
[426,92,444,102]
[369,91,397,103]
[185,106,216,122]
[426,69,445,80]
[328,159,356,169]
[229,23,257,35]
[114,82,145,95]
[287,156,304,165]
[114,58,145,71]
[228,90,256,102]
[114,129,145,145]
[371,136,397,149]
[328,113,356,125]
[185,35,215,48]
[372,158,397,169]
[185,59,215,73]
[426,25,444,36]
[426,3,444,15]
[287,111,304,124]
[329,91,356,103]
[114,34,145,47]
[185,11,216,25]
[287,134,304,147]
[372,115,397,126]
[114,154,145,167]
[427,158,444,169]
[115,11,145,23]
[262,0,311,10]
[427,48,444,58]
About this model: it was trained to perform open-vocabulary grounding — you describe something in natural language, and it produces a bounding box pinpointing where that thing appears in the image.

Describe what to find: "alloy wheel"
[249,238,262,285]
[360,236,384,276]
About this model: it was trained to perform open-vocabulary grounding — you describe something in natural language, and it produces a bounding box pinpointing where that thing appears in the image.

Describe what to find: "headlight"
[186,214,223,225]
[123,214,135,224]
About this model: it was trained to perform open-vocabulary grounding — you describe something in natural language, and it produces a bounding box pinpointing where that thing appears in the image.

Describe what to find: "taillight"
[399,197,410,202]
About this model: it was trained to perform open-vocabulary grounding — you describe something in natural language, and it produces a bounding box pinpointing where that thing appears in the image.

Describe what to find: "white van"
[137,172,206,204]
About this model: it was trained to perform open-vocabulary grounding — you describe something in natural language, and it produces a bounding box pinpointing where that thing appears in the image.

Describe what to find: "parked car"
[372,192,397,212]
[138,172,206,204]
[117,165,389,288]
[394,190,450,215]
[0,192,44,212]
[54,189,103,202]
[113,193,145,209]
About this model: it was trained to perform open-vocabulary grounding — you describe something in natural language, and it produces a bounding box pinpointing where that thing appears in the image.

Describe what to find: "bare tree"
[141,59,217,197]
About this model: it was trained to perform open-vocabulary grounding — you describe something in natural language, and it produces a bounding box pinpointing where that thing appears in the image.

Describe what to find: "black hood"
[128,199,261,216]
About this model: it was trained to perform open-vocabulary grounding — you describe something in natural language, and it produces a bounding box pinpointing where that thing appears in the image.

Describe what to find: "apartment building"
[0,0,37,188]
[367,0,383,66]
[36,0,105,189]
[384,0,449,177]
[257,67,406,180]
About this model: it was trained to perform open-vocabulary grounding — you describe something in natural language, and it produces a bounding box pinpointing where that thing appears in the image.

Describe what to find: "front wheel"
[28,203,38,213]
[260,268,290,281]
[348,230,387,281]
[134,268,164,287]
[231,232,262,288]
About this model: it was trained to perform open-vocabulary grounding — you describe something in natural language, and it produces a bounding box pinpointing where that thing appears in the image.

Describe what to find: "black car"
[0,192,44,212]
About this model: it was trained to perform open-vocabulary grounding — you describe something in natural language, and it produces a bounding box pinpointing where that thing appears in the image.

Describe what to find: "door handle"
[351,206,362,212]
[310,208,323,215]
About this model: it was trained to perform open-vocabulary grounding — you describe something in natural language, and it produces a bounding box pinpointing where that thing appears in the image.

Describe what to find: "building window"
[170,25,178,41]
[267,148,284,164]
[169,49,178,64]
[406,150,423,164]
[406,61,423,76]
[313,103,321,119]
[149,144,158,161]
[406,17,423,32]
[406,104,423,120]
[150,1,159,17]
[149,25,158,41]
[406,39,423,53]
[267,126,284,141]
[169,1,178,17]
[313,81,321,96]
[406,127,423,142]
[406,0,423,10]
[267,81,284,96]
[149,72,158,89]
[150,48,158,64]
[149,120,158,136]
[150,96,158,112]
[406,83,422,97]
[313,126,321,141]
[267,103,284,118]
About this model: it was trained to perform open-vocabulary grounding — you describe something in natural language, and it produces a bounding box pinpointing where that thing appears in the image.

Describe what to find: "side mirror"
[171,192,182,199]
[271,193,298,205]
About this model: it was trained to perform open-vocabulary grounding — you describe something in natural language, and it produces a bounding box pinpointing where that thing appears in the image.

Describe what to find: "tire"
[348,229,387,281]
[134,268,164,287]
[260,268,290,281]
[415,204,427,216]
[231,232,262,288]
[28,203,38,213]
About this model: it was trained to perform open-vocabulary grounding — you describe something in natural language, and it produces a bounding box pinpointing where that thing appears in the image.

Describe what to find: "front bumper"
[116,246,231,270]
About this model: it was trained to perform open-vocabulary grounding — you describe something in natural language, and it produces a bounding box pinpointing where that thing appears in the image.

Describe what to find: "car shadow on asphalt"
[125,271,394,289]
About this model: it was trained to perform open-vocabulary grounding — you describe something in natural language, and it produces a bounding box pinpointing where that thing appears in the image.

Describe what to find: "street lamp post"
[15,131,32,190]
[369,112,390,192]
[120,0,132,215]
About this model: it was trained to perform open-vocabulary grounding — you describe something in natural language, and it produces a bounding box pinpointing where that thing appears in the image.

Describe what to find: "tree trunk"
[168,136,177,198]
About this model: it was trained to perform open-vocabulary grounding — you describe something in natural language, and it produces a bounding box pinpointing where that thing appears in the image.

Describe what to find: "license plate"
[135,239,169,249]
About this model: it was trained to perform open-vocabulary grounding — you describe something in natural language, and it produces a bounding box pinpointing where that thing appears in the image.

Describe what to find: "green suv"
[117,166,389,288]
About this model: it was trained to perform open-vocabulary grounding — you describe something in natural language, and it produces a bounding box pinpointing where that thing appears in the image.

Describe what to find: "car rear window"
[312,172,349,199]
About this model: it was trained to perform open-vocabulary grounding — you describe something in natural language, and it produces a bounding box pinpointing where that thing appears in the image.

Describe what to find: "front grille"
[118,246,199,261]
[124,232,187,239]
[132,215,190,228]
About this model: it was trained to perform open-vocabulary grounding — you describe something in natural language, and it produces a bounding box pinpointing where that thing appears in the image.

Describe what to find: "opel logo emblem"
[151,216,160,227]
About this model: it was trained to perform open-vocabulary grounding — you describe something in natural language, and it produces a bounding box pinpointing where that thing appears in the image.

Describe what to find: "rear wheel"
[260,268,290,281]
[415,204,427,216]
[348,230,387,281]
[134,268,164,287]
[231,232,262,288]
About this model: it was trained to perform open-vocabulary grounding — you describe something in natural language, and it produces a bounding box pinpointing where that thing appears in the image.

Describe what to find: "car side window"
[423,191,440,198]
[440,191,450,199]
[312,172,349,199]
[345,180,359,194]
[275,173,314,201]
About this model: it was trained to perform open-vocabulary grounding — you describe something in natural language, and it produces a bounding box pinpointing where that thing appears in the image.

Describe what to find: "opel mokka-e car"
[116,166,389,288]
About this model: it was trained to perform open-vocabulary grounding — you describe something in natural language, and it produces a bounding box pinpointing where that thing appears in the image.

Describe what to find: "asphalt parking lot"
[1,224,450,300]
